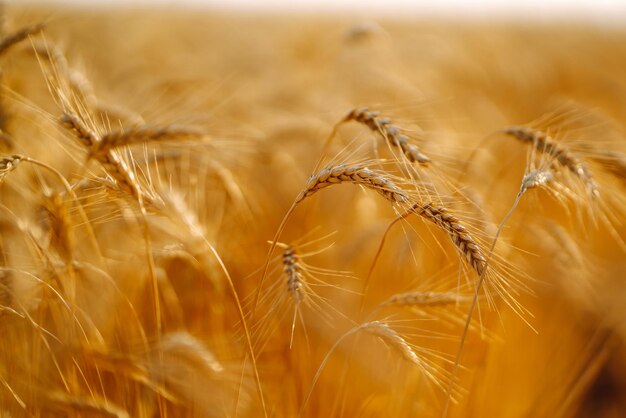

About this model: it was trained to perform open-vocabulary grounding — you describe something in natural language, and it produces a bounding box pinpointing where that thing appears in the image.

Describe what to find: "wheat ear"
[60,112,142,199]
[296,163,409,204]
[503,126,599,198]
[344,107,431,164]
[362,321,423,365]
[410,202,486,276]
[93,124,207,157]
[382,291,471,307]
[282,246,305,303]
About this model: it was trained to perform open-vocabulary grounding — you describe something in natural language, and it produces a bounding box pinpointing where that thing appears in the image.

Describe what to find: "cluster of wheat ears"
[0,4,625,418]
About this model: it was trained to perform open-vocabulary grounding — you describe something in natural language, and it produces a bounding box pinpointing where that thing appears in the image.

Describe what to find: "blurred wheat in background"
[0,1,625,417]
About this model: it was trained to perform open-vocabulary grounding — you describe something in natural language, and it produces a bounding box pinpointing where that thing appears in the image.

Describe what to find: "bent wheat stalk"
[299,321,424,417]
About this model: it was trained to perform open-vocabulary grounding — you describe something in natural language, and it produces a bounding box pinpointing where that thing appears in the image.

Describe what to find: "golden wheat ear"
[502,126,599,199]
[92,124,207,158]
[316,107,430,173]
[258,237,355,351]
[296,162,409,204]
[345,107,431,164]
[59,111,145,200]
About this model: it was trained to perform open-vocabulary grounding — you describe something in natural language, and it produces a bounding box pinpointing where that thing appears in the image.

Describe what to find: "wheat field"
[0,3,625,417]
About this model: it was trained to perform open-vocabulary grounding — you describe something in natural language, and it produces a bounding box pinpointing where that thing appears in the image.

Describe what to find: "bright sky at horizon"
[21,0,626,23]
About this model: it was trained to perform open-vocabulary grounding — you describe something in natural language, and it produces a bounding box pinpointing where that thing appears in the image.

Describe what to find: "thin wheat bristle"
[409,202,486,276]
[296,163,409,204]
[0,23,45,56]
[344,107,431,164]
[503,126,599,198]
[283,246,305,303]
